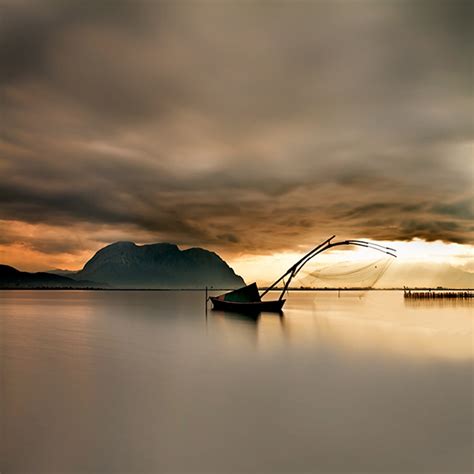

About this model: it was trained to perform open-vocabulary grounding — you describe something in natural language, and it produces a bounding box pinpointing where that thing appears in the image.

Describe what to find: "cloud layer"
[1,0,472,267]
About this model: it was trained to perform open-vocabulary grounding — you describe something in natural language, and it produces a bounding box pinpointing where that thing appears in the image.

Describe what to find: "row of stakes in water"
[404,289,472,299]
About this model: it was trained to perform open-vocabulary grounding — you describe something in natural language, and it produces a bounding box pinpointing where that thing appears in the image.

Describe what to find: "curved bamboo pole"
[260,236,397,301]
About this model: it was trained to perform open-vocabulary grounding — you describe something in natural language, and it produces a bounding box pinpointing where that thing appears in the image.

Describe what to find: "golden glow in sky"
[228,239,474,287]
[0,217,472,288]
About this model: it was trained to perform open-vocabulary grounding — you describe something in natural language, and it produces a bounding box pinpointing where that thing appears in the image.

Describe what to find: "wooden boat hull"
[210,296,285,313]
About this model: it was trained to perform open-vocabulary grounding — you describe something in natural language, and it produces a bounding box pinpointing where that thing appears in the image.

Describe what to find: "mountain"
[47,268,79,277]
[0,265,103,289]
[74,241,245,289]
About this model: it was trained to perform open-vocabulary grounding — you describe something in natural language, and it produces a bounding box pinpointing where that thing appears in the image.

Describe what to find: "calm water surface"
[1,290,472,473]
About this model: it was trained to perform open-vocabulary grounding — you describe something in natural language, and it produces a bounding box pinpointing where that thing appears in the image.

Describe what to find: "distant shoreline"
[1,287,472,291]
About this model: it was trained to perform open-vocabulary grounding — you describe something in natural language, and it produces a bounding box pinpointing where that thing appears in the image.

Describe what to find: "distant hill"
[47,268,78,277]
[0,265,103,289]
[377,261,474,289]
[74,241,245,289]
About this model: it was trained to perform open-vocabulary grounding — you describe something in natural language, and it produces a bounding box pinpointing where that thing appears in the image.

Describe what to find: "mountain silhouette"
[74,241,245,288]
[0,265,102,289]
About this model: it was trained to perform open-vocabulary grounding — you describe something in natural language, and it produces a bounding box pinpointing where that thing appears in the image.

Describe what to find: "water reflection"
[404,297,473,308]
[211,309,291,350]
[207,291,473,360]
[1,290,472,473]
[211,309,261,324]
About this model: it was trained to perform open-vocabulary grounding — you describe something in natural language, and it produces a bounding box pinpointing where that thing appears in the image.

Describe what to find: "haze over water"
[1,290,472,473]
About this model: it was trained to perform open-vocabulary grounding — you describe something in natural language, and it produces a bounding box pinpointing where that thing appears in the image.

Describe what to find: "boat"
[210,282,285,314]
[210,235,396,314]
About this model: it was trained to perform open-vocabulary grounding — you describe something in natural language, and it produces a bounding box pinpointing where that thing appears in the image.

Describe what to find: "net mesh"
[295,256,394,289]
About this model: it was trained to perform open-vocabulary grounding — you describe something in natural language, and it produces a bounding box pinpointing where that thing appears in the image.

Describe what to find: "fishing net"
[295,255,394,289]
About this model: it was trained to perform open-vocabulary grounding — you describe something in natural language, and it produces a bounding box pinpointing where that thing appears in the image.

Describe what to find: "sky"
[0,0,473,285]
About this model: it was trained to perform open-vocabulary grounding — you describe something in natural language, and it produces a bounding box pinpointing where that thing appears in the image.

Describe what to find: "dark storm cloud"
[0,0,148,76]
[432,198,474,221]
[0,0,472,256]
